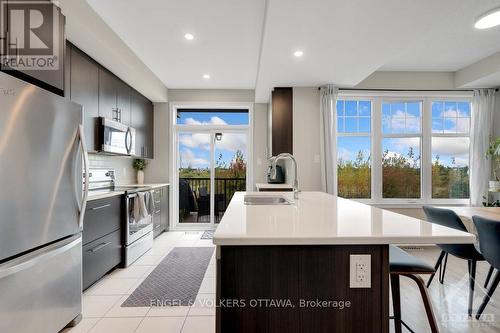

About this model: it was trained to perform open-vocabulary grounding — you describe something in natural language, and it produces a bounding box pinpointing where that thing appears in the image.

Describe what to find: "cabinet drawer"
[82,230,121,290]
[83,196,122,245]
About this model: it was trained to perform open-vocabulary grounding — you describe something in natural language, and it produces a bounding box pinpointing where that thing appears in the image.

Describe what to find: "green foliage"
[338,148,469,199]
[133,159,148,171]
[486,137,500,181]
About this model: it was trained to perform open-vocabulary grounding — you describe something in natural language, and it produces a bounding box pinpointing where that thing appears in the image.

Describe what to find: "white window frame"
[170,102,254,230]
[336,91,472,207]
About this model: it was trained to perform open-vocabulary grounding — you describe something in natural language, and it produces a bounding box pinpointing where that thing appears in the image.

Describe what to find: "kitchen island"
[213,192,475,333]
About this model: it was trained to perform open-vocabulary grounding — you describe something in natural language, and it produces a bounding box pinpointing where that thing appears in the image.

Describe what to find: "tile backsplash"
[89,154,136,184]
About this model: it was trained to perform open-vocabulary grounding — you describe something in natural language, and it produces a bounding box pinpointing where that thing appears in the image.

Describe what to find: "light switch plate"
[349,254,371,288]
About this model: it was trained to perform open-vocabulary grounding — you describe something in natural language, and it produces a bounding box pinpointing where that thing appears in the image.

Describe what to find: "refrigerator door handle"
[0,236,81,279]
[78,124,90,230]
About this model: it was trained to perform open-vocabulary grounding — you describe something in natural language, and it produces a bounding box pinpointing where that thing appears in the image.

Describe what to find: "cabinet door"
[98,68,118,120]
[144,98,154,158]
[161,186,169,232]
[130,90,146,157]
[117,80,131,126]
[83,195,122,246]
[70,46,99,151]
[271,87,293,155]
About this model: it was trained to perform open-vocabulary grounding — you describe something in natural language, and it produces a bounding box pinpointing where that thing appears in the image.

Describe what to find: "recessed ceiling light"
[203,74,210,79]
[184,33,194,40]
[294,50,304,57]
[475,7,500,29]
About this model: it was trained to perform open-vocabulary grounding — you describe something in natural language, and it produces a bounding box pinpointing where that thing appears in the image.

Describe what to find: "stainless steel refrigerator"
[0,72,89,333]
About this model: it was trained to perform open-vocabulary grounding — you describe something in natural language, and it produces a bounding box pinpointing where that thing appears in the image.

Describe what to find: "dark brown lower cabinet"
[216,245,389,333]
[82,195,123,290]
[153,186,169,238]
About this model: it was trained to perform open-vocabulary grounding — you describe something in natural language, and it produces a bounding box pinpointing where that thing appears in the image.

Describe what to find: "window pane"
[345,101,357,116]
[345,118,357,132]
[432,101,471,134]
[359,118,371,133]
[177,110,249,125]
[432,137,470,199]
[337,136,371,198]
[336,100,371,134]
[359,101,371,116]
[382,101,421,134]
[337,117,345,133]
[382,138,421,198]
[336,100,344,116]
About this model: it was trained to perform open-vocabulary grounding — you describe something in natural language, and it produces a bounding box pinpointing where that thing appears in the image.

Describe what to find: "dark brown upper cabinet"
[0,1,66,96]
[98,68,131,125]
[66,42,154,157]
[70,45,99,152]
[131,89,154,159]
[271,87,293,155]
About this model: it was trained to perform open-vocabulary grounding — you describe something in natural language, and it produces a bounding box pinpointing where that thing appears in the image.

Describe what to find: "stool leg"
[476,270,500,319]
[438,253,448,284]
[427,251,446,288]
[405,274,440,333]
[390,274,402,333]
[484,266,494,289]
[468,260,477,317]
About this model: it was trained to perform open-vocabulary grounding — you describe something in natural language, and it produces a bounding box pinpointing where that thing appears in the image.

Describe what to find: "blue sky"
[177,111,248,169]
[337,100,470,168]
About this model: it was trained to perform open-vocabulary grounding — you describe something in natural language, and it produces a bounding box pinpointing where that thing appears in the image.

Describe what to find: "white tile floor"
[62,231,216,333]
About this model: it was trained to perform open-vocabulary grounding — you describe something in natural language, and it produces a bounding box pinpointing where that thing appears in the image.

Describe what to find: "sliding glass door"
[175,128,248,228]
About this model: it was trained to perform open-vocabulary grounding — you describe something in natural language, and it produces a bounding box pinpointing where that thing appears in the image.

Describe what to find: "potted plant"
[133,159,148,185]
[486,137,500,190]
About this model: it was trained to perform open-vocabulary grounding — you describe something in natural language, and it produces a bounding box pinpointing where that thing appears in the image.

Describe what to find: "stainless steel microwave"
[99,117,136,156]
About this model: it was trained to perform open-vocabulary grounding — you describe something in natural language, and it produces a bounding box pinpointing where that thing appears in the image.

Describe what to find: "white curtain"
[320,85,338,194]
[470,89,496,206]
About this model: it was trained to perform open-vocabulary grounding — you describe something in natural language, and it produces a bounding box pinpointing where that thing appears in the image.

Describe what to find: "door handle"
[125,127,132,154]
[78,125,90,230]
[88,242,111,253]
[91,203,111,211]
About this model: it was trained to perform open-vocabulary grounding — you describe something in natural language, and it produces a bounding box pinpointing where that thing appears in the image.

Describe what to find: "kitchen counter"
[213,191,475,246]
[117,183,170,189]
[255,182,294,191]
[214,192,476,332]
[87,183,169,202]
[88,190,126,201]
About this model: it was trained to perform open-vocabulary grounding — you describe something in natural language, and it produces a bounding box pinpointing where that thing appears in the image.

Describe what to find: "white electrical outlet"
[349,254,371,288]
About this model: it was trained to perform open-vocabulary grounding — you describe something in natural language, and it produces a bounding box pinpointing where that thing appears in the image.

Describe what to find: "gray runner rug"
[122,247,214,307]
[201,230,215,239]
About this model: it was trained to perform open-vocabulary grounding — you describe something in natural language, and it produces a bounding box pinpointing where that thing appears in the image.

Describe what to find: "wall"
[145,102,170,183]
[355,71,456,90]
[254,103,270,185]
[89,154,135,184]
[146,89,266,188]
[292,87,323,191]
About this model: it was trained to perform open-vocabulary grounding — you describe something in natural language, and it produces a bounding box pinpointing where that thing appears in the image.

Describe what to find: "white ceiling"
[85,0,500,102]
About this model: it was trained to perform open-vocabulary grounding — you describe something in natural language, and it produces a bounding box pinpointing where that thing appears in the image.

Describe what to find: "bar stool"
[472,215,500,320]
[390,245,440,333]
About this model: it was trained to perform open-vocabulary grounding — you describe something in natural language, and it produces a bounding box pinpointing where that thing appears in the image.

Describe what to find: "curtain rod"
[318,87,499,92]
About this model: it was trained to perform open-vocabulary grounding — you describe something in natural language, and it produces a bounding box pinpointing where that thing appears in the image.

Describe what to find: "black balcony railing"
[180,177,246,213]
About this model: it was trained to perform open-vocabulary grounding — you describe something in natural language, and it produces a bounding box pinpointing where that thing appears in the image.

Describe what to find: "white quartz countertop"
[88,190,125,201]
[213,192,476,246]
[256,183,294,189]
[117,183,170,189]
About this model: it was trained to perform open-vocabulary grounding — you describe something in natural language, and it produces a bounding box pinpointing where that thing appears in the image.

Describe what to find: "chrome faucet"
[271,153,299,199]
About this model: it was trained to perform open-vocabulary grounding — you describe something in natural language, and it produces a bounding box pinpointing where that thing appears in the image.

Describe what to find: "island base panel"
[216,245,389,333]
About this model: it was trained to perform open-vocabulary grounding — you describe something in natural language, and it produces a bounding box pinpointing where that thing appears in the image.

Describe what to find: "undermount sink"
[244,194,292,205]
